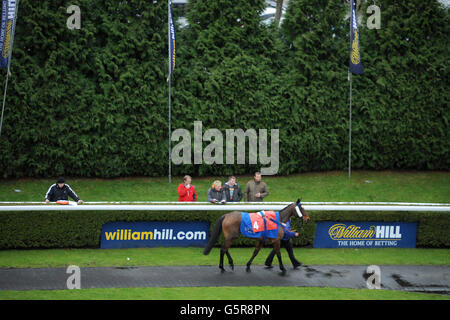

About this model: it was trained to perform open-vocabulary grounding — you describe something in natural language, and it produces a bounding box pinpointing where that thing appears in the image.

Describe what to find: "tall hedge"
[0,0,169,177]
[0,210,448,249]
[0,0,448,178]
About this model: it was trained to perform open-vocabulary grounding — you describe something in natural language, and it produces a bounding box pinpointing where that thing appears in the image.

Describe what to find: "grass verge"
[0,286,448,300]
[1,171,449,203]
[0,247,448,268]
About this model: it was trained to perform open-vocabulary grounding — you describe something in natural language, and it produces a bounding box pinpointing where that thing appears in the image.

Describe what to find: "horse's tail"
[203,215,225,255]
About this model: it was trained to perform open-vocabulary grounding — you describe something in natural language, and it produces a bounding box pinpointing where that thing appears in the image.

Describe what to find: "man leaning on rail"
[45,177,83,204]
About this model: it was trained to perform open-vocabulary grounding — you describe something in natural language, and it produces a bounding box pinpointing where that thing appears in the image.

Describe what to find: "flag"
[0,0,18,68]
[349,0,363,74]
[168,0,176,77]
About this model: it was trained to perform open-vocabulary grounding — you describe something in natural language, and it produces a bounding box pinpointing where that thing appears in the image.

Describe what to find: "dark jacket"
[45,184,80,202]
[207,187,226,203]
[282,221,296,241]
[223,182,242,202]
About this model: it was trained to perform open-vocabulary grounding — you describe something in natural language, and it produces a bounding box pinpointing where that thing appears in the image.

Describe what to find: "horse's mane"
[279,202,293,213]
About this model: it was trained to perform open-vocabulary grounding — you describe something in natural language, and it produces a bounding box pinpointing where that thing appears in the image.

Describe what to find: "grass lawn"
[0,171,449,203]
[0,286,448,300]
[0,247,449,269]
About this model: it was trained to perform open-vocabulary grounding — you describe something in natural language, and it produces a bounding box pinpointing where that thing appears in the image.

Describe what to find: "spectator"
[178,175,197,202]
[223,176,242,202]
[207,180,226,204]
[244,172,269,202]
[45,177,83,204]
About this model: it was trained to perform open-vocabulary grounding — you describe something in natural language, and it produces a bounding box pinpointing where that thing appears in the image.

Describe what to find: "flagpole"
[348,0,353,180]
[348,71,352,179]
[348,0,363,179]
[167,0,172,183]
[168,74,172,184]
[0,0,20,138]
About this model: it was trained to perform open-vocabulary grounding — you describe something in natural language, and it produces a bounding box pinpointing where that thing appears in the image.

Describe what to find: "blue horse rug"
[240,210,280,239]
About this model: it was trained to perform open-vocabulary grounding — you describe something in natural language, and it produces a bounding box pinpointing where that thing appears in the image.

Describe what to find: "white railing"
[0,201,449,212]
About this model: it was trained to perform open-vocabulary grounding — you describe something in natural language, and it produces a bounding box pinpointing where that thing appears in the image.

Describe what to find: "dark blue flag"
[168,0,176,77]
[0,0,17,68]
[349,0,363,74]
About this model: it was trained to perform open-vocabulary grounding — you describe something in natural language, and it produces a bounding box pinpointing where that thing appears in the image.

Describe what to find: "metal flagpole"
[0,0,20,138]
[348,0,352,180]
[167,0,172,183]
[348,71,352,179]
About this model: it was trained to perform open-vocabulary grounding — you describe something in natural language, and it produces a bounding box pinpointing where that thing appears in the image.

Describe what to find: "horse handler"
[264,220,302,269]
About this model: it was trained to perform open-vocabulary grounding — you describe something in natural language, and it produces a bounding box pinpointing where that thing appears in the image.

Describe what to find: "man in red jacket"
[178,175,197,202]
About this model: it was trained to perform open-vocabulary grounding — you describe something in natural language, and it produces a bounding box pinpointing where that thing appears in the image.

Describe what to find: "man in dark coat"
[45,177,83,204]
[223,176,242,202]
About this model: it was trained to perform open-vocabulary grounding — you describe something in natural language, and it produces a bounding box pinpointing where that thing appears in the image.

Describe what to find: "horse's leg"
[224,251,233,270]
[225,246,234,270]
[220,237,235,272]
[246,239,263,272]
[220,219,240,272]
[273,240,286,274]
[225,235,238,270]
[225,231,240,270]
[219,229,230,272]
[219,246,226,272]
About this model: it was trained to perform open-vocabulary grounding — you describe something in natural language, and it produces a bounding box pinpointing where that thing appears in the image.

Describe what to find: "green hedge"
[0,0,448,178]
[0,210,448,249]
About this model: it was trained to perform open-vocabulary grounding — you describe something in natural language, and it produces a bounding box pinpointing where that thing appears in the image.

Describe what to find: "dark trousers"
[265,239,301,266]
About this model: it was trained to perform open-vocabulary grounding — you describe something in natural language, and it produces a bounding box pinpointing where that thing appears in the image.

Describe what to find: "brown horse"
[203,199,310,273]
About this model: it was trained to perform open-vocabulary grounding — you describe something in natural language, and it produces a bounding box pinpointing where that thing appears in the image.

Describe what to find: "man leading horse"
[203,198,310,274]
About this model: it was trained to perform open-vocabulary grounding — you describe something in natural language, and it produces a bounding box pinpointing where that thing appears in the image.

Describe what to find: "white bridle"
[295,204,303,218]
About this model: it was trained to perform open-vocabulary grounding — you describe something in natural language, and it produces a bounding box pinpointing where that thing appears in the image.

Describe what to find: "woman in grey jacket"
[207,180,226,204]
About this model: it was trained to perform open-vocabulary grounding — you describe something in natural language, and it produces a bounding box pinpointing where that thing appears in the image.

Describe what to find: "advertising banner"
[349,0,364,74]
[101,221,210,249]
[168,0,176,77]
[313,221,417,248]
[0,0,17,68]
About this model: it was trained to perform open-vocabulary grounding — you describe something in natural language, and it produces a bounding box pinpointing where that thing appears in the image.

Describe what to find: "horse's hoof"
[230,265,234,271]
[246,266,251,273]
[219,267,225,273]
[279,269,287,276]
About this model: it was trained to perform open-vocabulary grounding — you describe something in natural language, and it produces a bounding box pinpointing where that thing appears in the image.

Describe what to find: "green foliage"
[0,210,448,249]
[0,0,448,177]
[1,0,168,177]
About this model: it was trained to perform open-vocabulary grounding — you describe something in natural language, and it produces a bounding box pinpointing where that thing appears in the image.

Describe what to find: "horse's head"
[280,198,310,223]
[294,198,310,223]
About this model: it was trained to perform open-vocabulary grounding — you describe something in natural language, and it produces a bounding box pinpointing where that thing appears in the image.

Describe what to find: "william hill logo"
[328,224,402,240]
[313,222,416,248]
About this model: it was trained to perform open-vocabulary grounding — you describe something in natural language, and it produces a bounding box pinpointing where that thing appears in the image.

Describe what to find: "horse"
[203,198,310,273]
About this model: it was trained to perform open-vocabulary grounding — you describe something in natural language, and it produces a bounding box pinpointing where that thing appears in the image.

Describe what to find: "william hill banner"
[313,222,417,248]
[101,221,209,249]
[0,0,17,68]
[349,0,363,74]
